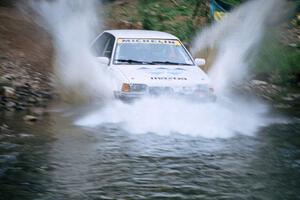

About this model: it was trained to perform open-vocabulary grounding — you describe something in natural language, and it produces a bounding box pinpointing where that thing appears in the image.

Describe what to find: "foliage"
[0,0,16,7]
[253,36,300,86]
[138,0,206,42]
[219,0,243,6]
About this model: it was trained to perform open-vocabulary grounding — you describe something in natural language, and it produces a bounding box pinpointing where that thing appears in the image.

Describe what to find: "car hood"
[115,65,211,87]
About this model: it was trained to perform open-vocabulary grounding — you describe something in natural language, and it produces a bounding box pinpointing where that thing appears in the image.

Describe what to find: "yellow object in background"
[214,11,226,21]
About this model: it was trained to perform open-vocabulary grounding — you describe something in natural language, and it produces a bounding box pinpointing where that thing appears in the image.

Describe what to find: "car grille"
[149,86,174,95]
[150,77,187,81]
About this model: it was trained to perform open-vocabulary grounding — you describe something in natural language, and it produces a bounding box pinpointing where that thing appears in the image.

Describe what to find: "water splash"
[75,96,276,138]
[191,0,285,95]
[75,0,286,138]
[29,0,286,138]
[30,0,113,102]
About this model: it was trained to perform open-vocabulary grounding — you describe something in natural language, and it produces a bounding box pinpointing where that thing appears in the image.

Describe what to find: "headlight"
[196,85,214,93]
[121,83,148,92]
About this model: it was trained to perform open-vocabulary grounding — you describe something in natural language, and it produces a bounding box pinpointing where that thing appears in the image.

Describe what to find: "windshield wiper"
[149,61,192,66]
[115,59,151,64]
[115,59,192,65]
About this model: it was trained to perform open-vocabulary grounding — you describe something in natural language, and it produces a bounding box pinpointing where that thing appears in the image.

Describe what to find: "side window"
[103,35,115,58]
[92,33,108,57]
[92,33,115,59]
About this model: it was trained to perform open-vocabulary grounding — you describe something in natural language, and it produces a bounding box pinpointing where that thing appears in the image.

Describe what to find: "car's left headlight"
[121,83,148,93]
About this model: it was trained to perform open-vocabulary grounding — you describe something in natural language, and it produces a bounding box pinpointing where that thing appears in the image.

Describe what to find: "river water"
[0,103,300,200]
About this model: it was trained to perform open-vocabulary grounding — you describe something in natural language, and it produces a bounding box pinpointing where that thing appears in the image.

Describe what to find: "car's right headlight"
[121,83,148,93]
[196,84,215,94]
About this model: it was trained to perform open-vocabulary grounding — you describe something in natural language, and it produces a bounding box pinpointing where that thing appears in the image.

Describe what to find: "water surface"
[0,108,300,200]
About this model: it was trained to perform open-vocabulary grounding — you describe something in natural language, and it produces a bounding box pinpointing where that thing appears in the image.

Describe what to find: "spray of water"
[30,0,286,138]
[75,96,274,138]
[30,0,113,102]
[191,0,285,95]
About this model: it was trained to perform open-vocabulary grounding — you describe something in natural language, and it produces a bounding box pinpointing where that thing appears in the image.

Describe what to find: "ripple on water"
[0,110,300,200]
[0,154,18,163]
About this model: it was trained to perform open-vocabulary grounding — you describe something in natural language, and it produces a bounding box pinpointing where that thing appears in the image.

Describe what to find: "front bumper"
[114,91,217,102]
[114,91,143,102]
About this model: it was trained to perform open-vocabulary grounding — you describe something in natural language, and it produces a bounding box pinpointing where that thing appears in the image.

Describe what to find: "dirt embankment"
[0,5,54,116]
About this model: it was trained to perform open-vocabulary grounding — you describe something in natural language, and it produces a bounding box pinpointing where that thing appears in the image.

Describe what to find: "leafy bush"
[253,36,300,86]
[0,0,16,7]
[138,0,205,42]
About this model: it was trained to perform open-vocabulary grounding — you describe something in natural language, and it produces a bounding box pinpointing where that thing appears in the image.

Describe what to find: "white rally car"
[91,30,216,101]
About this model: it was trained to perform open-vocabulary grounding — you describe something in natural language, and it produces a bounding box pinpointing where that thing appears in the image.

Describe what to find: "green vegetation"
[220,0,243,6]
[137,0,207,42]
[253,37,300,86]
[0,0,15,7]
[252,0,300,87]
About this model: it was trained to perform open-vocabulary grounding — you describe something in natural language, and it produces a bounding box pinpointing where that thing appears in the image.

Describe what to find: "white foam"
[75,96,274,138]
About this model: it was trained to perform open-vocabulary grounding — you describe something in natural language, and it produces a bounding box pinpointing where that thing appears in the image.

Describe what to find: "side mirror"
[195,58,206,66]
[96,57,110,65]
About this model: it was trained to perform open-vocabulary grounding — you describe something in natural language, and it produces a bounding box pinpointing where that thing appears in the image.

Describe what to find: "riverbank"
[0,6,55,119]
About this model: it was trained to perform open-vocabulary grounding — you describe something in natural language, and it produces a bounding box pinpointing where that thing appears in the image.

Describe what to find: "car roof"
[104,29,179,40]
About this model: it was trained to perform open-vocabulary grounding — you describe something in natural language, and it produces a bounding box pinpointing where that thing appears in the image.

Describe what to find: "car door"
[92,33,124,92]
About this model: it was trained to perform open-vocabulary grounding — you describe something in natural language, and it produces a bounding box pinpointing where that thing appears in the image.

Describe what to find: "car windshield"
[113,38,194,65]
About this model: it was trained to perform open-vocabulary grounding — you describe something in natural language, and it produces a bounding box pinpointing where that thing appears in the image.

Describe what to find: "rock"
[29,107,46,116]
[280,93,300,102]
[12,80,26,88]
[289,93,300,99]
[150,11,156,16]
[19,52,25,58]
[288,43,297,48]
[261,95,273,101]
[31,81,40,90]
[28,97,37,103]
[6,101,16,108]
[270,84,282,92]
[252,183,265,190]
[24,83,31,88]
[1,74,16,82]
[15,105,26,111]
[0,54,7,59]
[244,79,283,101]
[0,76,12,87]
[0,124,9,132]
[23,115,38,122]
[250,80,268,86]
[274,104,292,109]
[39,91,52,99]
[5,107,15,112]
[114,0,128,6]
[18,133,34,138]
[282,96,294,101]
[136,21,143,28]
[2,86,15,98]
